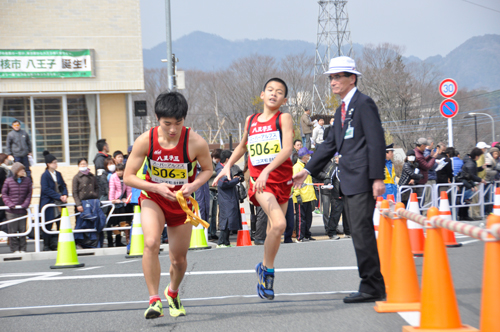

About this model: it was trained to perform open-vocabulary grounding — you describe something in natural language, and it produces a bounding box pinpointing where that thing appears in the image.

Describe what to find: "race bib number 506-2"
[150,160,188,185]
[248,131,281,166]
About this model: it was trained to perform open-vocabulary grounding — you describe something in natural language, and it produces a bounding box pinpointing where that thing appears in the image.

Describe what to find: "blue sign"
[439,99,459,119]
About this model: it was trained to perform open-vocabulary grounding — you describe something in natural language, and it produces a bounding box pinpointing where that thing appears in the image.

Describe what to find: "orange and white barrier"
[439,191,462,248]
[407,193,425,256]
[493,187,500,216]
[373,196,382,238]
[237,207,252,247]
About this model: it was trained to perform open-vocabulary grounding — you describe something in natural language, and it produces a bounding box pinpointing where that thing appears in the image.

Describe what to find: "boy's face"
[114,154,124,164]
[260,81,287,111]
[294,141,303,151]
[158,116,184,140]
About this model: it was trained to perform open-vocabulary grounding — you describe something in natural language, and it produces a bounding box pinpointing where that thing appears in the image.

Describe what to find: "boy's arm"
[123,132,177,201]
[178,131,212,198]
[212,115,250,185]
[253,113,294,193]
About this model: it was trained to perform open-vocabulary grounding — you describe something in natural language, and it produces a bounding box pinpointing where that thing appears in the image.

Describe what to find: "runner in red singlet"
[124,92,212,319]
[213,78,294,300]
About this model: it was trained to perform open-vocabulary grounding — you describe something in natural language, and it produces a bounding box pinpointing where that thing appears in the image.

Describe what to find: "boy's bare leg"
[255,192,287,269]
[166,222,192,291]
[141,199,165,296]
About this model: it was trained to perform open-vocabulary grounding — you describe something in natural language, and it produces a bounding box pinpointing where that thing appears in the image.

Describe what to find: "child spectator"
[1,162,32,253]
[113,150,124,165]
[108,163,132,246]
[293,147,316,242]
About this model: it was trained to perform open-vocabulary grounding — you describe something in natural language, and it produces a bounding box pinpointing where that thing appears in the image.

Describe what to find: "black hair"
[154,91,188,121]
[294,139,302,146]
[116,163,125,171]
[455,150,460,157]
[211,148,222,160]
[470,147,484,160]
[263,78,288,98]
[0,153,8,164]
[77,158,88,165]
[444,147,455,157]
[113,150,124,158]
[12,120,20,125]
[220,150,232,164]
[96,139,107,152]
[104,157,115,169]
[343,72,358,86]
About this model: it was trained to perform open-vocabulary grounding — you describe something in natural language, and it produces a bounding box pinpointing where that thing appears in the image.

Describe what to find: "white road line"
[0,272,62,290]
[398,311,420,327]
[0,290,357,312]
[460,239,480,245]
[116,260,141,264]
[78,266,103,271]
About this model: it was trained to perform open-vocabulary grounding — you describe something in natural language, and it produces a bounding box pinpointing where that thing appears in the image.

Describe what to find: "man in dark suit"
[293,56,386,303]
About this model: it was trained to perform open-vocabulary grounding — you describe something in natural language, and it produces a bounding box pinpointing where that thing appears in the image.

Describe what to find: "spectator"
[423,139,442,209]
[317,157,336,235]
[471,142,490,219]
[215,150,242,248]
[194,163,210,223]
[108,163,132,247]
[123,145,133,165]
[291,139,302,165]
[436,147,455,195]
[2,162,32,253]
[328,154,351,239]
[457,148,487,221]
[93,138,110,176]
[323,117,334,139]
[97,157,115,213]
[5,120,32,178]
[414,138,437,203]
[312,118,325,147]
[293,147,316,242]
[208,149,222,241]
[452,150,463,177]
[39,151,68,251]
[0,153,10,233]
[300,108,314,149]
[72,158,102,248]
[484,146,500,214]
[382,143,397,199]
[398,150,423,207]
[113,150,124,165]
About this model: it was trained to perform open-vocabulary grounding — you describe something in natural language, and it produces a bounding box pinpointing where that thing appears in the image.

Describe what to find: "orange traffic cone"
[377,200,392,286]
[237,207,252,246]
[407,193,425,257]
[493,187,500,216]
[439,191,462,248]
[374,202,420,312]
[374,196,383,239]
[403,207,478,332]
[479,214,500,332]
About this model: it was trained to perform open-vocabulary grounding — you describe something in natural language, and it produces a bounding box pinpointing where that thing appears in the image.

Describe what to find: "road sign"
[440,99,459,118]
[134,100,147,117]
[439,78,458,98]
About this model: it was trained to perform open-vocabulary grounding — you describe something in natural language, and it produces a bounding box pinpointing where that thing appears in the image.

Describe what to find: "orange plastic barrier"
[236,207,252,247]
[377,200,392,288]
[373,196,383,238]
[439,191,462,247]
[407,193,425,256]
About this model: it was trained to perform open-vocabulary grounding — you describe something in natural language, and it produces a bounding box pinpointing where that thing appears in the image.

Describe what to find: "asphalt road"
[0,231,484,332]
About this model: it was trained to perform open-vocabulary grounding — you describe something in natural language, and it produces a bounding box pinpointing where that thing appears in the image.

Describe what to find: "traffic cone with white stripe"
[493,187,500,216]
[50,208,84,269]
[237,207,252,246]
[125,205,144,258]
[374,196,382,239]
[439,191,462,248]
[407,193,425,257]
[377,200,392,285]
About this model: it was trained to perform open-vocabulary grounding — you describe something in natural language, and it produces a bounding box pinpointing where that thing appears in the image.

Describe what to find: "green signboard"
[0,49,94,78]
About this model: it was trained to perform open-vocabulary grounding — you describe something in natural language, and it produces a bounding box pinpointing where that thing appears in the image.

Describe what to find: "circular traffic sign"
[440,99,459,118]
[439,78,458,98]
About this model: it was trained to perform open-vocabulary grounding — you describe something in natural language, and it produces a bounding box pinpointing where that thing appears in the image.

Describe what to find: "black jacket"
[305,90,386,195]
[436,154,453,184]
[458,155,483,189]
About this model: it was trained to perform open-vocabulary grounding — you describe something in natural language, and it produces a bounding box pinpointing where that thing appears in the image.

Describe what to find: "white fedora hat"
[323,56,362,76]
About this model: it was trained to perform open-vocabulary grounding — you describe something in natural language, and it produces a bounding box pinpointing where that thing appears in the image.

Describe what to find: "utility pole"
[165,0,175,91]
[312,0,353,115]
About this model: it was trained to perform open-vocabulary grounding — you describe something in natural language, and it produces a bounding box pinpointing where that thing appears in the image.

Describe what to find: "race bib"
[248,130,281,166]
[149,160,188,185]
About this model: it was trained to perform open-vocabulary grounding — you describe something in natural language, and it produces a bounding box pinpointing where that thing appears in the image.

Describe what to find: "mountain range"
[142,32,500,91]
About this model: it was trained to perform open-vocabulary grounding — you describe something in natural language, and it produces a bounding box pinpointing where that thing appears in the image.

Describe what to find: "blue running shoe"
[255,262,275,300]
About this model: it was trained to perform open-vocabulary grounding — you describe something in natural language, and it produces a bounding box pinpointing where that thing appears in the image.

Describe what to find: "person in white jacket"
[312,118,325,147]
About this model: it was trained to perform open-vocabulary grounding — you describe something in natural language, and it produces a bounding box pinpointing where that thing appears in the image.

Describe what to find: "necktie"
[341,102,346,128]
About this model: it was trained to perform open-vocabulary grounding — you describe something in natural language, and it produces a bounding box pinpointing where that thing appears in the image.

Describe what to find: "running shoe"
[256,262,275,300]
[164,285,186,317]
[144,300,163,319]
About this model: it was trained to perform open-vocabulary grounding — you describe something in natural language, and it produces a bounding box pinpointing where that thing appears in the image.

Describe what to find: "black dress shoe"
[254,239,265,245]
[343,292,385,303]
[306,237,316,241]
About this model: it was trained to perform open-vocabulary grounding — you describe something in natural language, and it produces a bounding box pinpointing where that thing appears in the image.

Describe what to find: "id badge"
[344,124,354,139]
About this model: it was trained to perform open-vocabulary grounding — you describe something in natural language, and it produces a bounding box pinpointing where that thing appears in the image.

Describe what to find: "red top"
[247,111,293,183]
[144,126,196,210]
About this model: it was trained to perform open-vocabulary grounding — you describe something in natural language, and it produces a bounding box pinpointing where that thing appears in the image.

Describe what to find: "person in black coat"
[39,151,68,251]
[215,150,243,247]
[457,148,487,221]
[293,56,386,303]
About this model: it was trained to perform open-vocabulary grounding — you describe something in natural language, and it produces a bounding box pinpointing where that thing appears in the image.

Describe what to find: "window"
[1,97,32,153]
[34,97,64,163]
[67,96,90,164]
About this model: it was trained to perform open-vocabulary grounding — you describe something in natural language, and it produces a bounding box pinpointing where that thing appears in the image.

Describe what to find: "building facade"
[0,0,144,166]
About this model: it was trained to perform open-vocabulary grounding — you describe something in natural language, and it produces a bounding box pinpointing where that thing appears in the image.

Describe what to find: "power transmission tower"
[311,0,353,115]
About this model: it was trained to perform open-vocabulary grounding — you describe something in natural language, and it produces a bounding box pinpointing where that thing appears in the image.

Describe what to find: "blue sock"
[266,267,274,273]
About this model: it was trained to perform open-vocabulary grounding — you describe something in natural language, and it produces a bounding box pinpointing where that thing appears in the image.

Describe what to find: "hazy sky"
[140,0,500,60]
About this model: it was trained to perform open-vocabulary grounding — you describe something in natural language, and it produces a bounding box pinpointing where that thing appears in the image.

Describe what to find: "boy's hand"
[212,165,231,186]
[179,183,197,199]
[254,170,269,194]
[155,183,177,201]
[293,170,308,189]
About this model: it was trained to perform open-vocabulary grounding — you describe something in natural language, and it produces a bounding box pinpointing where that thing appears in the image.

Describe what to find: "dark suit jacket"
[39,170,68,222]
[306,89,385,196]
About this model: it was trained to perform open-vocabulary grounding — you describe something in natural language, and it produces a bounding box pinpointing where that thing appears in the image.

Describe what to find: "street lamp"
[464,114,477,145]
[469,112,495,143]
